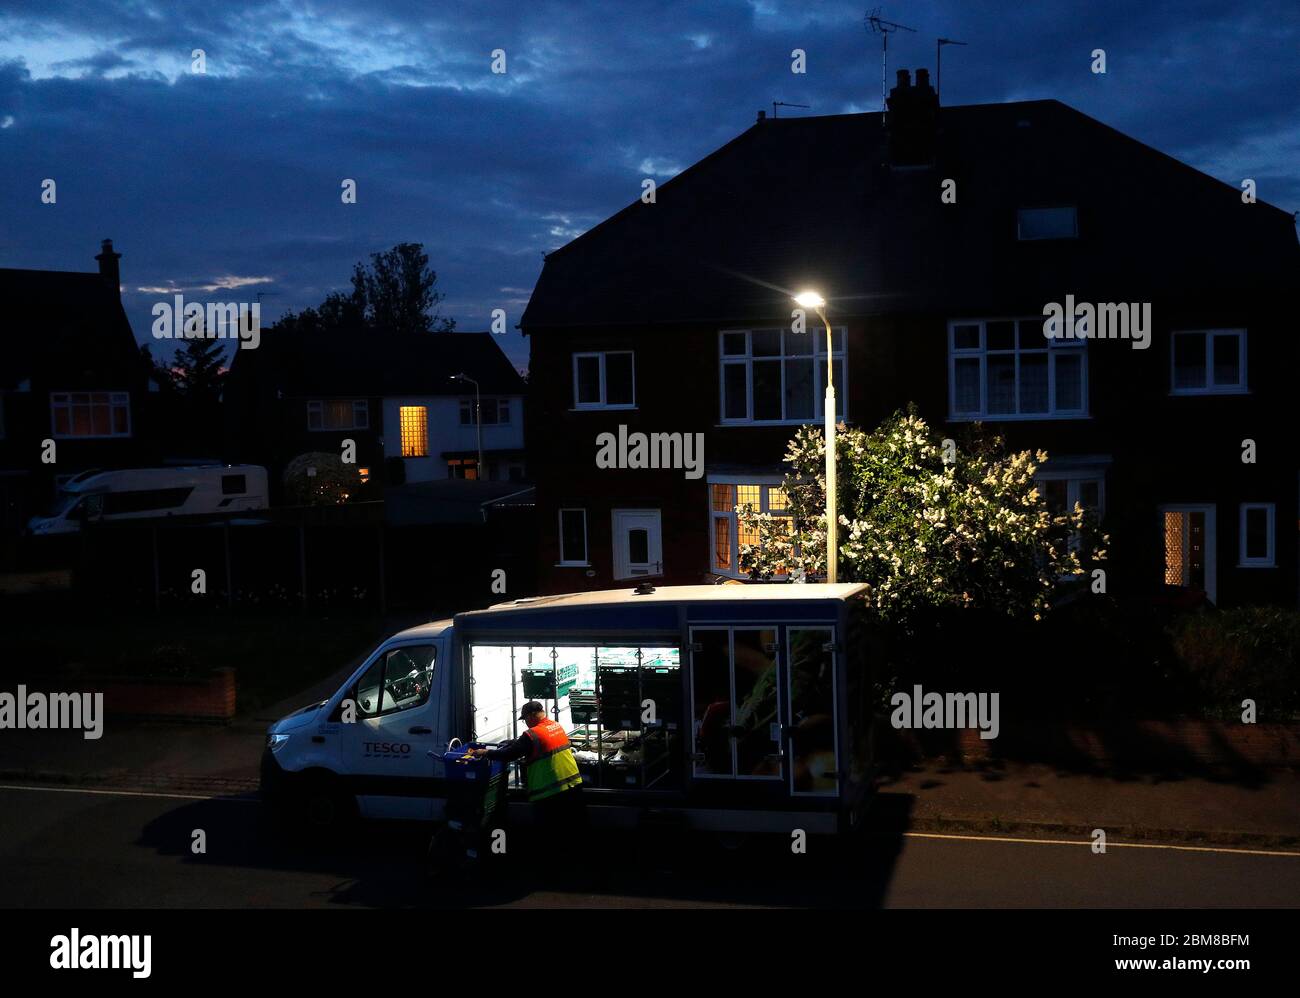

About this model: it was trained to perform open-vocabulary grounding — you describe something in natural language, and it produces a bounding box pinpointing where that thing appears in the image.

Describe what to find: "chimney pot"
[757,109,766,121]
[896,68,911,88]
[95,237,122,295]
[886,67,939,167]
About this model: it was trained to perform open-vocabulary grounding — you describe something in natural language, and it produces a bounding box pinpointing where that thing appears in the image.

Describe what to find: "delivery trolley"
[427,743,508,879]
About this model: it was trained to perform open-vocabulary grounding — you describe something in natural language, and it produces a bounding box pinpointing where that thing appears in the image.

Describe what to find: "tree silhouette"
[275,243,454,336]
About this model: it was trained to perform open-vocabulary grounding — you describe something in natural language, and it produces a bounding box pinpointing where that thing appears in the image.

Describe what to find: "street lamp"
[449,372,484,480]
[793,290,837,583]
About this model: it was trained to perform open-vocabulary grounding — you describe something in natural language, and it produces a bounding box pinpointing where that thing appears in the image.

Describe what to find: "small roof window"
[1017,206,1078,240]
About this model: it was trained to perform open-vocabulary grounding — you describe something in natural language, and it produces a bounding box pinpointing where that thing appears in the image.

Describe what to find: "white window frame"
[718,328,847,425]
[459,398,513,425]
[1035,466,1106,565]
[1170,329,1248,396]
[948,318,1088,421]
[50,391,132,439]
[572,351,636,410]
[1016,205,1078,240]
[1033,470,1106,517]
[707,476,789,579]
[557,507,589,566]
[1238,502,1275,568]
[307,399,369,431]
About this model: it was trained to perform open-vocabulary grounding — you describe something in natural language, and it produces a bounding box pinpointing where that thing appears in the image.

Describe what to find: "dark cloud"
[0,1,1296,369]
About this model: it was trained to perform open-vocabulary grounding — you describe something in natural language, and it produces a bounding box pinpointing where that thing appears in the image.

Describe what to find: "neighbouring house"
[223,328,527,502]
[521,69,1299,607]
[0,240,154,542]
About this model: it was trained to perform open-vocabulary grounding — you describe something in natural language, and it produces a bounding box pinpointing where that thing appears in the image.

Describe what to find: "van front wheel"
[295,772,357,836]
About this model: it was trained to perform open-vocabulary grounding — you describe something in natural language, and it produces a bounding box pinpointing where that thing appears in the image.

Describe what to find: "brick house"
[521,70,1299,607]
[224,329,527,499]
[0,240,154,540]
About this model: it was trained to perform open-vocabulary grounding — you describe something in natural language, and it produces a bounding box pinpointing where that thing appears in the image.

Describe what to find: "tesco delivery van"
[261,583,877,836]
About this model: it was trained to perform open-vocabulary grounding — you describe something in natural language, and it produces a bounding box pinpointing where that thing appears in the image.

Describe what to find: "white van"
[261,584,876,836]
[27,465,269,535]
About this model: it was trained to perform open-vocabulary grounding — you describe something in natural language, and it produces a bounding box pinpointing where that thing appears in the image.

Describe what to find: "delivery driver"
[469,701,584,823]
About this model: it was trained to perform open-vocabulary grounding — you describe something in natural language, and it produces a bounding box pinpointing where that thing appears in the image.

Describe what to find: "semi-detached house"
[521,69,1299,608]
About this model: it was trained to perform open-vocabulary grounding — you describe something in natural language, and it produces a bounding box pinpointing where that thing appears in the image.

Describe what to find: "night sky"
[2,1,1297,369]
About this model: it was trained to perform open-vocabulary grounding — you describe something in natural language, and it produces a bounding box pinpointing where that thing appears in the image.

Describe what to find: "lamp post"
[450,373,483,480]
[793,291,837,583]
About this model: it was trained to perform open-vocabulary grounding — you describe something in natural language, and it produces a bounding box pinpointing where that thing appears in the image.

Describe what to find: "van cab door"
[337,640,444,820]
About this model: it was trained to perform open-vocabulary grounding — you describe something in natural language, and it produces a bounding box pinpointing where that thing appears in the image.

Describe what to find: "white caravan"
[27,465,270,535]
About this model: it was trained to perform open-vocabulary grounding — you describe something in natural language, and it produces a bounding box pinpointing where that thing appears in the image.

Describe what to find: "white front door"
[612,509,662,579]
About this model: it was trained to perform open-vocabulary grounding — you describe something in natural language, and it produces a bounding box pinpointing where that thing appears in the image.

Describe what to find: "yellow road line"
[905,830,1300,858]
[3,784,1295,857]
[0,783,257,803]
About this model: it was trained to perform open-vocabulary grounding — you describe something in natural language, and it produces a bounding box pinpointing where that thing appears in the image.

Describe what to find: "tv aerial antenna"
[772,100,810,118]
[865,9,916,121]
[937,37,968,100]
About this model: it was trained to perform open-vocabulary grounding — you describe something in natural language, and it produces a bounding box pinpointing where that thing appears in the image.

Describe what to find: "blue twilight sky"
[1,0,1297,369]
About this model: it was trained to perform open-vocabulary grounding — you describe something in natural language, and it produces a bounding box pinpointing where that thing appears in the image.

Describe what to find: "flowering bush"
[737,410,1104,625]
[283,451,362,506]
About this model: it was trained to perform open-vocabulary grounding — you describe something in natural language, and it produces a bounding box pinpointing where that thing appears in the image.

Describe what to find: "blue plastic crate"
[443,746,505,782]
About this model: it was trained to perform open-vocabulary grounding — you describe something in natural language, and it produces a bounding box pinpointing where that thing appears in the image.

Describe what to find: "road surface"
[1,783,1297,908]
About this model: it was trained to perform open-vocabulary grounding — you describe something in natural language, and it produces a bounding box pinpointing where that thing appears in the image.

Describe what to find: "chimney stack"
[95,238,121,294]
[886,67,938,166]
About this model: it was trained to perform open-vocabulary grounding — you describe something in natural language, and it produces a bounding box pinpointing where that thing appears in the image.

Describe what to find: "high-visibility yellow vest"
[524,719,583,802]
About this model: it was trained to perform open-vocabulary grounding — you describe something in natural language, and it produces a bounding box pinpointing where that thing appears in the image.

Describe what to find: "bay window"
[708,479,792,577]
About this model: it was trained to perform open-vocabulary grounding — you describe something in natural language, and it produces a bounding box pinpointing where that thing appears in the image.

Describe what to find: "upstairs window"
[1171,330,1247,394]
[308,399,368,431]
[51,392,131,438]
[460,398,512,425]
[948,318,1087,419]
[1017,206,1078,240]
[719,328,846,424]
[573,352,635,409]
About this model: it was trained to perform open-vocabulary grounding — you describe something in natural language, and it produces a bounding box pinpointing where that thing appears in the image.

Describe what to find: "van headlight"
[266,733,290,751]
